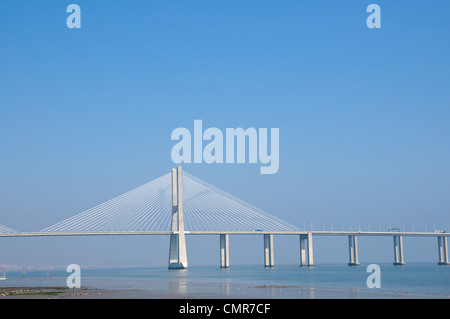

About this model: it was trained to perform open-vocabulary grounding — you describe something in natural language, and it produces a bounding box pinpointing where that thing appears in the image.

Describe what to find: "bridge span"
[0,229,448,268]
[0,166,448,268]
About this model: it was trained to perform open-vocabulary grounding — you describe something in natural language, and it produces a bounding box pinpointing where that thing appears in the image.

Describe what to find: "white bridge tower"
[168,166,188,269]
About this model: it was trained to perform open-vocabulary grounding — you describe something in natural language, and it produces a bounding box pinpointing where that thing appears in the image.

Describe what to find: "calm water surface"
[1,263,449,297]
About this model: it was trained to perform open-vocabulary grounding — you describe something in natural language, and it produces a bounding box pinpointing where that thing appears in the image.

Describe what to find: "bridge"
[0,166,449,268]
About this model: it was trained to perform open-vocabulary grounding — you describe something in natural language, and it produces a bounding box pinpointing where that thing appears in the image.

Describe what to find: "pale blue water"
[2,263,449,298]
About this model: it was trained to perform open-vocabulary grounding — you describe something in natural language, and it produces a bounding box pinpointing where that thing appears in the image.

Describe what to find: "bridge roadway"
[1,230,448,267]
[0,230,448,237]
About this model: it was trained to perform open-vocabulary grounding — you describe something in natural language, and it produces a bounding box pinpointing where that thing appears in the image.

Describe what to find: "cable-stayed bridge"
[0,167,449,268]
[0,224,18,234]
[40,171,299,234]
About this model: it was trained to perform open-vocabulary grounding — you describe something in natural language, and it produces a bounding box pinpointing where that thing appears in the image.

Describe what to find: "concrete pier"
[348,235,360,266]
[393,235,405,266]
[299,232,314,267]
[264,234,274,267]
[220,234,230,268]
[168,166,188,269]
[438,236,449,266]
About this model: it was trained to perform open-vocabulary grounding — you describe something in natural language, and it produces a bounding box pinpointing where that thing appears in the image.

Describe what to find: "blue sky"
[0,1,449,267]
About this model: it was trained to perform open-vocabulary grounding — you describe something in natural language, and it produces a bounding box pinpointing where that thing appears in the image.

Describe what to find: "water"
[1,263,449,298]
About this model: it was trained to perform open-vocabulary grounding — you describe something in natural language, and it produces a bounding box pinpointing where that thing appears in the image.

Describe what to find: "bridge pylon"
[168,166,188,269]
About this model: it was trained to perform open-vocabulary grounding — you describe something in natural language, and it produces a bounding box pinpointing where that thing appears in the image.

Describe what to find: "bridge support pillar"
[393,235,405,266]
[299,232,314,267]
[438,236,449,266]
[348,235,360,266]
[264,234,274,267]
[168,166,188,270]
[220,234,229,268]
[169,233,180,266]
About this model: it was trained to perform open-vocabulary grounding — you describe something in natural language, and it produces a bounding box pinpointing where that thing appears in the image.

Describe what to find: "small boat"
[0,272,6,280]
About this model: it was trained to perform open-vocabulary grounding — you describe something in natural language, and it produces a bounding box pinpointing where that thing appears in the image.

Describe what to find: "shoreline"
[0,282,448,299]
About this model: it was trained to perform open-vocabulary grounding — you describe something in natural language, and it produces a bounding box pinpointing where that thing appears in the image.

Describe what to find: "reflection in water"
[350,289,360,299]
[169,279,187,294]
[220,283,230,296]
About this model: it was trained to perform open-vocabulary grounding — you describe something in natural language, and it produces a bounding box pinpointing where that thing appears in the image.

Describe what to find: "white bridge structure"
[0,166,449,268]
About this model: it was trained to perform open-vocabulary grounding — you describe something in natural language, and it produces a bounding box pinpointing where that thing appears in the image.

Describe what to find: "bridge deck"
[0,231,448,237]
